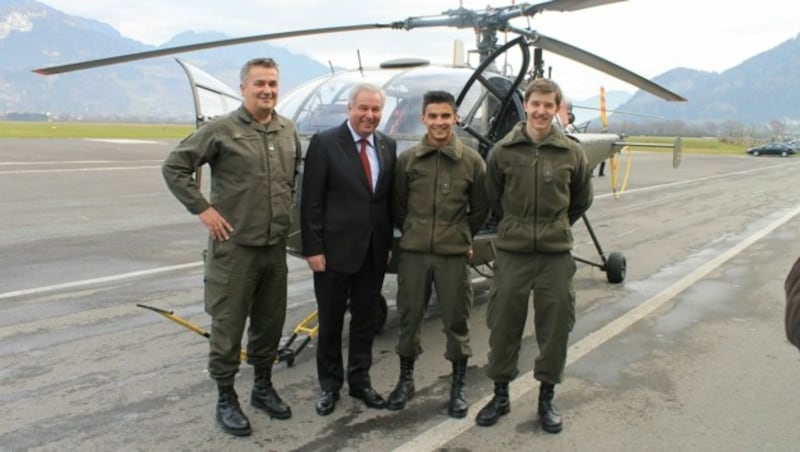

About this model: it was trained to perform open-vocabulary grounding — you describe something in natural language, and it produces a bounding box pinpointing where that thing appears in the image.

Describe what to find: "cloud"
[36,0,799,99]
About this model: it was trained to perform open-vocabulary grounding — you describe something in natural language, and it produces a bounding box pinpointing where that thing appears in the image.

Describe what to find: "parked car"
[786,140,800,151]
[746,142,796,157]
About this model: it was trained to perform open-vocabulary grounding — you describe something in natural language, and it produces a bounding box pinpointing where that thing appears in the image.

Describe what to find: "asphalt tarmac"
[1,138,799,451]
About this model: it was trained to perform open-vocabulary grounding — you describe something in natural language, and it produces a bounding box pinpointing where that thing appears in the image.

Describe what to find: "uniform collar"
[498,121,571,149]
[236,105,286,132]
[414,134,464,161]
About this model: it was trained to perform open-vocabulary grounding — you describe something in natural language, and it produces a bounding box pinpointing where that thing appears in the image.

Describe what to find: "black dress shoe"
[349,386,386,409]
[316,390,339,416]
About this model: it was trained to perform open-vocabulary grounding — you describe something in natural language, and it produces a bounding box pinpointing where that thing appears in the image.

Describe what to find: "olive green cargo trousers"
[486,249,576,384]
[395,251,473,361]
[204,238,288,385]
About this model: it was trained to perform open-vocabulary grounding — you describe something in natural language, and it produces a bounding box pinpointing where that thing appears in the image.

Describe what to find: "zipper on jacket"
[263,131,272,240]
[533,145,539,251]
[430,150,440,252]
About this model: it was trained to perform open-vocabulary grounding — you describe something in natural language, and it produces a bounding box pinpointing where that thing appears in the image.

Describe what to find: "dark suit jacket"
[301,121,397,275]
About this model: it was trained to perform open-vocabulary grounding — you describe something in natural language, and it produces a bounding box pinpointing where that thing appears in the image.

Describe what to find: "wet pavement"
[1,139,800,451]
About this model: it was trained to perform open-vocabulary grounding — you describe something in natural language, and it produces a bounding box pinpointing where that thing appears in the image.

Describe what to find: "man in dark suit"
[301,83,397,416]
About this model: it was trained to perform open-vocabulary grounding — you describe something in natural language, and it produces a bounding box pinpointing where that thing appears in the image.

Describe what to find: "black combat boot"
[538,382,563,433]
[216,385,251,437]
[475,381,510,426]
[448,359,469,418]
[387,356,415,410]
[251,366,292,419]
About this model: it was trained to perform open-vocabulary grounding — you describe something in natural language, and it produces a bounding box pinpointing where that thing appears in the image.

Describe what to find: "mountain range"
[1,0,798,125]
[618,35,800,125]
[0,0,330,120]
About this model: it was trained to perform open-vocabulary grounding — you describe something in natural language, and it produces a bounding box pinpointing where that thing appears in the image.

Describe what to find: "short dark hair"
[524,78,563,106]
[240,57,279,83]
[422,90,456,114]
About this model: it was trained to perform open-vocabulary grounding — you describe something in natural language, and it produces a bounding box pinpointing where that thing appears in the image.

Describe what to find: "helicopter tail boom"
[570,134,682,169]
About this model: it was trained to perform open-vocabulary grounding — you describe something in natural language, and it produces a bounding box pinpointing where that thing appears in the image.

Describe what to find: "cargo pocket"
[204,239,234,315]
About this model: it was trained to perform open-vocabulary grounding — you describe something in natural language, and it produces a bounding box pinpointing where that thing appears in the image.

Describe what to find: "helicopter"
[34,0,685,337]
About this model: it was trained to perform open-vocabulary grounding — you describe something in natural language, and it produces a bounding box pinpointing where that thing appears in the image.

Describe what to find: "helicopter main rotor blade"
[530,0,626,13]
[33,23,392,75]
[509,26,686,102]
[397,1,628,30]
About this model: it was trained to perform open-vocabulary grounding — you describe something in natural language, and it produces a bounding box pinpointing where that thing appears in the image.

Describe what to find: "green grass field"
[0,121,194,139]
[0,121,753,155]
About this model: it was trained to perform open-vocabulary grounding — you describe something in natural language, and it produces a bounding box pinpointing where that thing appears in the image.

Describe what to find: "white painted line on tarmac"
[0,165,161,175]
[84,139,162,144]
[0,160,162,165]
[394,203,800,452]
[0,262,202,301]
[595,161,800,200]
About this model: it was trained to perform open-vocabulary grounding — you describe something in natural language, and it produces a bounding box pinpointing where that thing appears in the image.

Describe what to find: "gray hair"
[348,83,385,107]
[239,57,279,84]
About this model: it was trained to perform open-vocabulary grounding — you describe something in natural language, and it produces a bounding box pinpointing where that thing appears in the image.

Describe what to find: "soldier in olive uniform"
[786,256,800,351]
[475,79,592,434]
[162,58,300,437]
[387,90,489,418]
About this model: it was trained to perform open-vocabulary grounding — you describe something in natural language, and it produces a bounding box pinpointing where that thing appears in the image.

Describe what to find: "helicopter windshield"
[176,58,523,154]
[176,59,242,127]
[277,63,509,144]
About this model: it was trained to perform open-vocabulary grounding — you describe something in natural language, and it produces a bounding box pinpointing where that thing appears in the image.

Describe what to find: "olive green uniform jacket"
[391,134,489,361]
[485,122,593,253]
[484,122,592,384]
[162,106,301,246]
[392,134,490,254]
[162,106,301,382]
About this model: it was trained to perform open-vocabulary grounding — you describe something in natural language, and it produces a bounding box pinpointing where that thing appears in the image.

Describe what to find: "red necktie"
[359,139,373,191]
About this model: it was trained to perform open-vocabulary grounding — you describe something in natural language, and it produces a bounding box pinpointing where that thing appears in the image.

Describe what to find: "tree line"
[585,118,799,146]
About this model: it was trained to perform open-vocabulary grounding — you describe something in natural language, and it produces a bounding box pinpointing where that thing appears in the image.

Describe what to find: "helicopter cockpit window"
[385,96,424,136]
[456,67,524,150]
[381,67,478,139]
[276,76,328,126]
[278,65,480,140]
[484,76,521,138]
[195,90,240,122]
[286,69,397,135]
[175,59,242,127]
